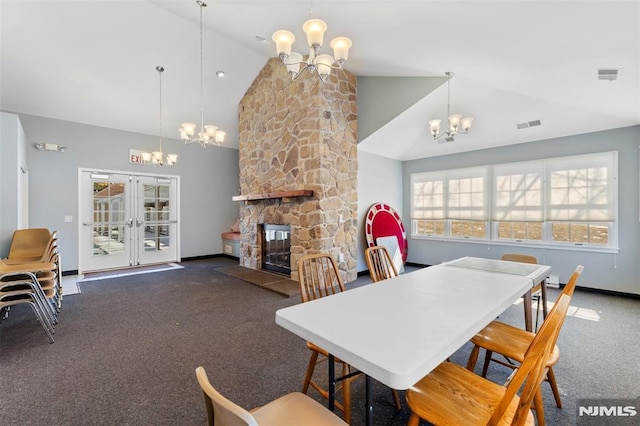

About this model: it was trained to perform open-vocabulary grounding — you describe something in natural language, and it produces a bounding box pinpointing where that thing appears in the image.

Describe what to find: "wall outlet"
[64,215,73,223]
[547,275,560,288]
[224,244,233,255]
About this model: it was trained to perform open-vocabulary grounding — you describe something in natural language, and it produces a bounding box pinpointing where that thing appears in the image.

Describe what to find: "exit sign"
[129,149,146,164]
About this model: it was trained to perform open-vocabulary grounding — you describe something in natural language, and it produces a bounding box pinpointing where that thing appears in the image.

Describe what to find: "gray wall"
[0,112,27,255]
[15,113,240,271]
[357,149,403,272]
[357,76,446,142]
[403,125,640,295]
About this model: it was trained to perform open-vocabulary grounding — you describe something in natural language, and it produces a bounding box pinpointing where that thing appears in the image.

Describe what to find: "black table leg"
[365,375,373,426]
[328,354,335,412]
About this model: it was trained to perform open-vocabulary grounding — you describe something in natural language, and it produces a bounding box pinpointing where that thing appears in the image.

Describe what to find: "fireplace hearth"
[262,224,291,275]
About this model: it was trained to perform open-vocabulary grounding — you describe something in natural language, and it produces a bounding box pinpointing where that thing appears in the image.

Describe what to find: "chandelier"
[179,1,225,147]
[142,66,177,166]
[272,8,352,82]
[428,72,473,142]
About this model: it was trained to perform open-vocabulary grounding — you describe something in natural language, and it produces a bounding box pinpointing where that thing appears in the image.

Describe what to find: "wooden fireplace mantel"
[232,190,314,202]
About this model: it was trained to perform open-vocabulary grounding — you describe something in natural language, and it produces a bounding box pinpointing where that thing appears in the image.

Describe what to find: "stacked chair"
[0,228,62,343]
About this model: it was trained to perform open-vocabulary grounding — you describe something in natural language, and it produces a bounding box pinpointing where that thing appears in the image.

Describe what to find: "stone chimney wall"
[237,57,357,282]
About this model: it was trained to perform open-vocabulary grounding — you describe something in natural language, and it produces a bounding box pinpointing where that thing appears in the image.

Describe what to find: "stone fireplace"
[236,57,358,283]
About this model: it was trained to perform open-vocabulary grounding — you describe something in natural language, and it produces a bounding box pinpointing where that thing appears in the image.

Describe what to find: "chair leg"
[534,293,541,332]
[546,367,563,408]
[391,389,401,410]
[481,350,494,377]
[533,388,546,426]
[302,350,319,394]
[466,345,480,371]
[407,413,420,426]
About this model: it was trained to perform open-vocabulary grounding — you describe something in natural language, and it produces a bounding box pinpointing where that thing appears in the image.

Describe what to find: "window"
[492,160,543,242]
[545,152,616,246]
[410,151,617,250]
[411,167,488,239]
[411,173,445,236]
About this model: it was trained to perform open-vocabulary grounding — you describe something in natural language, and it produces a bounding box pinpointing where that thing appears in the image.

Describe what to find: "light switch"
[64,215,73,223]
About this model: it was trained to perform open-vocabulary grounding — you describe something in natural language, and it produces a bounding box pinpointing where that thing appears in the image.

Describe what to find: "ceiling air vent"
[597,68,620,81]
[516,120,542,130]
[438,136,455,144]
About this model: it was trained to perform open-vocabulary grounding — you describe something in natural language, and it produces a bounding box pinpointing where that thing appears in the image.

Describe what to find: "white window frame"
[410,151,619,253]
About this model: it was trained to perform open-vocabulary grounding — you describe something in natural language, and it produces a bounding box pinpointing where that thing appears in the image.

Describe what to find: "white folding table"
[445,256,551,332]
[275,257,551,424]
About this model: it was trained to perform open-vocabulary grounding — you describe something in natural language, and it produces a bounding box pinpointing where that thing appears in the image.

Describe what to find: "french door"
[79,170,179,273]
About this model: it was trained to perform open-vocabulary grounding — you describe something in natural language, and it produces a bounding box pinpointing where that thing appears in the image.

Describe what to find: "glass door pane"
[92,182,126,255]
[137,176,178,265]
[143,183,170,251]
[80,172,132,272]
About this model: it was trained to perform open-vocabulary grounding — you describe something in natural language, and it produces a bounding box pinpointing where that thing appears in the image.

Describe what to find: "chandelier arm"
[291,65,310,81]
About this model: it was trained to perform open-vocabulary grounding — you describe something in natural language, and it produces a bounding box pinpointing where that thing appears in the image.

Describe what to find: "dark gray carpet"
[1,258,638,425]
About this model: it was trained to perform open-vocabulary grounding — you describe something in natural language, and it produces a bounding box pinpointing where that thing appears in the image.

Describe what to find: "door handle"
[136,218,142,227]
[127,218,134,227]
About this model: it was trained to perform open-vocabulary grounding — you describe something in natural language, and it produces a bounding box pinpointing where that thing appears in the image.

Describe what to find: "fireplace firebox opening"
[262,224,291,276]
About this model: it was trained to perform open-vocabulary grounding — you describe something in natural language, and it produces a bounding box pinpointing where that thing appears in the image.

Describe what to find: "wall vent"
[438,136,455,144]
[598,68,620,81]
[516,120,542,130]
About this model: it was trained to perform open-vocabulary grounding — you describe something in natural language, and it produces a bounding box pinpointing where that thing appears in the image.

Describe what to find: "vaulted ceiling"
[1,1,638,161]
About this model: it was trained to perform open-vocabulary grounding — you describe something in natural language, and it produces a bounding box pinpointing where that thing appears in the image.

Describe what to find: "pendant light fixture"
[272,3,352,81]
[142,66,177,166]
[179,1,226,146]
[428,72,473,142]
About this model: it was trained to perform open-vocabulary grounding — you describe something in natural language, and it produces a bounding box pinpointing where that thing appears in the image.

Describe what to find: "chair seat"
[472,320,560,366]
[407,362,534,425]
[251,392,347,426]
[0,261,57,273]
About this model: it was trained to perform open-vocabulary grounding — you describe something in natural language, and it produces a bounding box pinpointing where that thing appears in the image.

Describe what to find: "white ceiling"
[1,0,639,161]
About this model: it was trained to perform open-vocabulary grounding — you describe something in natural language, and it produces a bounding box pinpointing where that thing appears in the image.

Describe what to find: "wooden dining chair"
[406,293,571,426]
[466,265,584,425]
[363,246,403,409]
[501,253,546,331]
[195,366,347,426]
[297,253,357,423]
[364,246,398,283]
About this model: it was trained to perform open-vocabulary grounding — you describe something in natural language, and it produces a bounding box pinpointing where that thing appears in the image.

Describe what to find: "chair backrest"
[195,366,258,426]
[541,265,583,352]
[365,245,398,283]
[489,294,572,426]
[559,265,584,299]
[8,228,52,260]
[297,253,345,303]
[501,253,538,265]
